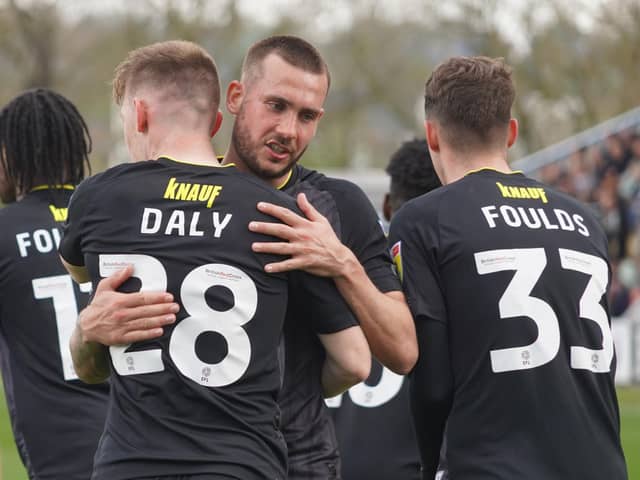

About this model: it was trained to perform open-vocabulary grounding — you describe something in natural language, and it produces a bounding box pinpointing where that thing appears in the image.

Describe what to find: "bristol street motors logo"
[391,241,403,283]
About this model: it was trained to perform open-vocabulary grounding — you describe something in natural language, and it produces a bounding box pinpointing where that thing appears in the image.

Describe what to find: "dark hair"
[112,40,220,113]
[385,138,440,212]
[242,35,331,92]
[424,56,515,151]
[0,88,91,195]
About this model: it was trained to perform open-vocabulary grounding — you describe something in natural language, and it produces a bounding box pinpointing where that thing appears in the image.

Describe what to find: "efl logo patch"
[391,241,403,283]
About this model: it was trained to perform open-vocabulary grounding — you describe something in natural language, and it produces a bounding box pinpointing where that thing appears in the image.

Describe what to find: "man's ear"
[507,118,518,148]
[134,99,148,133]
[210,110,223,138]
[425,120,440,153]
[226,80,244,115]
[382,193,392,222]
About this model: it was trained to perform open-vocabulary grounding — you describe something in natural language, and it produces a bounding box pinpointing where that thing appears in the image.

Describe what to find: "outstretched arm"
[250,193,417,374]
[69,266,178,383]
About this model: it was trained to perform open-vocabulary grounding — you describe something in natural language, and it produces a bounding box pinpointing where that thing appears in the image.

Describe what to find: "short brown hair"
[112,40,220,112]
[424,56,515,151]
[242,35,330,93]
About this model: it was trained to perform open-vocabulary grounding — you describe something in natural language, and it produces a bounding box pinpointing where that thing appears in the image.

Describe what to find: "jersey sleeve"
[289,271,358,334]
[59,179,92,266]
[333,181,400,293]
[388,200,447,325]
[388,198,453,478]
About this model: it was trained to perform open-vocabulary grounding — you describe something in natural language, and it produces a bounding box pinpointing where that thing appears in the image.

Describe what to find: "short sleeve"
[59,179,92,266]
[388,200,447,325]
[289,271,358,334]
[333,181,400,293]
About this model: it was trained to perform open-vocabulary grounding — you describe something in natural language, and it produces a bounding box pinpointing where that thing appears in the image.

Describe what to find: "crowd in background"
[539,127,640,317]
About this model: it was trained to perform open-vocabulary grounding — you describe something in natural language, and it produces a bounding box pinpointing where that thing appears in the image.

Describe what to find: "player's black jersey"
[59,158,356,480]
[280,165,400,480]
[326,362,421,480]
[0,188,109,479]
[389,169,627,480]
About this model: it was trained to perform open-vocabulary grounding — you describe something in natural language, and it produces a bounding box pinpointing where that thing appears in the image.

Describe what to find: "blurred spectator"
[593,167,630,260]
[600,135,629,177]
[609,260,631,317]
[567,148,595,203]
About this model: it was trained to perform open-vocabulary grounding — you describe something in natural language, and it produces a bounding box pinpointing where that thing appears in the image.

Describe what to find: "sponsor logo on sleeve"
[391,241,403,283]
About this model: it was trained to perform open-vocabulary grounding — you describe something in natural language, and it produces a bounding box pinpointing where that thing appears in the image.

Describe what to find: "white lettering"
[165,210,185,236]
[52,227,61,248]
[212,212,232,238]
[189,211,204,237]
[481,205,499,228]
[500,205,522,227]
[33,229,54,253]
[554,209,575,231]
[141,208,162,234]
[539,210,559,230]
[517,207,542,229]
[573,214,590,237]
[16,232,32,257]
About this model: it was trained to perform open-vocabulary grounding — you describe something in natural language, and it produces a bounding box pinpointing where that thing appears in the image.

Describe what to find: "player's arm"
[290,269,371,397]
[410,318,453,480]
[318,325,371,398]
[250,193,417,374]
[60,256,90,284]
[388,203,453,480]
[69,266,178,383]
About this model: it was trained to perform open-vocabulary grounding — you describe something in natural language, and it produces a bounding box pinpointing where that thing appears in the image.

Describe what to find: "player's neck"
[441,151,511,184]
[148,132,219,167]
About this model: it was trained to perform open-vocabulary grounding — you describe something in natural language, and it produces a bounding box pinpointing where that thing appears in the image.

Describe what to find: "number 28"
[100,254,257,388]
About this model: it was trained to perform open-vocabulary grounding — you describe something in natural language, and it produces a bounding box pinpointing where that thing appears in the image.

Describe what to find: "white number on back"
[100,254,256,387]
[475,247,612,373]
[101,254,166,376]
[32,275,91,380]
[326,365,404,408]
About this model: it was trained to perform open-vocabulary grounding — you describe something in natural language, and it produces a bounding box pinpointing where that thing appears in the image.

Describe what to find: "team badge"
[391,241,403,283]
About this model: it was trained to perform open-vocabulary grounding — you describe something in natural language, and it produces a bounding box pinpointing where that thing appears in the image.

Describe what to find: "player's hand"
[249,193,355,277]
[78,265,178,345]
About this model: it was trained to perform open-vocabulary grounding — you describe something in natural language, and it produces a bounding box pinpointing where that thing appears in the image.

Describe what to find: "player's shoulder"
[0,199,21,220]
[233,169,299,210]
[292,165,373,210]
[0,194,46,222]
[395,182,449,223]
[299,165,367,196]
[75,162,138,192]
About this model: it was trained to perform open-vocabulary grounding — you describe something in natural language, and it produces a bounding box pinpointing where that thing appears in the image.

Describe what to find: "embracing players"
[61,40,368,479]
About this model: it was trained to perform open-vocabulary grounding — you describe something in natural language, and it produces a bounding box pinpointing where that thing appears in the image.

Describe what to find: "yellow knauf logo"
[49,205,68,222]
[163,177,222,208]
[496,182,548,203]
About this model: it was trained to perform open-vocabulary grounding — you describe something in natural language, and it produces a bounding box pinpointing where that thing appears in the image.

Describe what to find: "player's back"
[398,169,627,479]
[0,188,109,479]
[61,157,335,480]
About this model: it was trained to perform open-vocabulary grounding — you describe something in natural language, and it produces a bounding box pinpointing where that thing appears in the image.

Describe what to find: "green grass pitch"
[0,386,638,478]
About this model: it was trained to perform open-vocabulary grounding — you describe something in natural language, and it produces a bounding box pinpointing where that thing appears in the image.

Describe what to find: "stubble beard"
[231,114,305,182]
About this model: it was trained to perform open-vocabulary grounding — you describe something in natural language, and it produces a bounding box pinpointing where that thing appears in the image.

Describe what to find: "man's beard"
[231,115,305,181]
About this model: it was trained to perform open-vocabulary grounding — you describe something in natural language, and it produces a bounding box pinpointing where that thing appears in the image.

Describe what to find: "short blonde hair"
[112,40,220,113]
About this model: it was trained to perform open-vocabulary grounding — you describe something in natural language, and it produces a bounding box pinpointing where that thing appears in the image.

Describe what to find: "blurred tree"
[0,0,638,173]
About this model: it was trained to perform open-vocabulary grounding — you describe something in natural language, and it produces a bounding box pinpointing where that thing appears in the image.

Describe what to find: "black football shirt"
[389,169,628,479]
[326,362,421,480]
[280,165,401,480]
[0,187,109,479]
[59,158,356,480]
